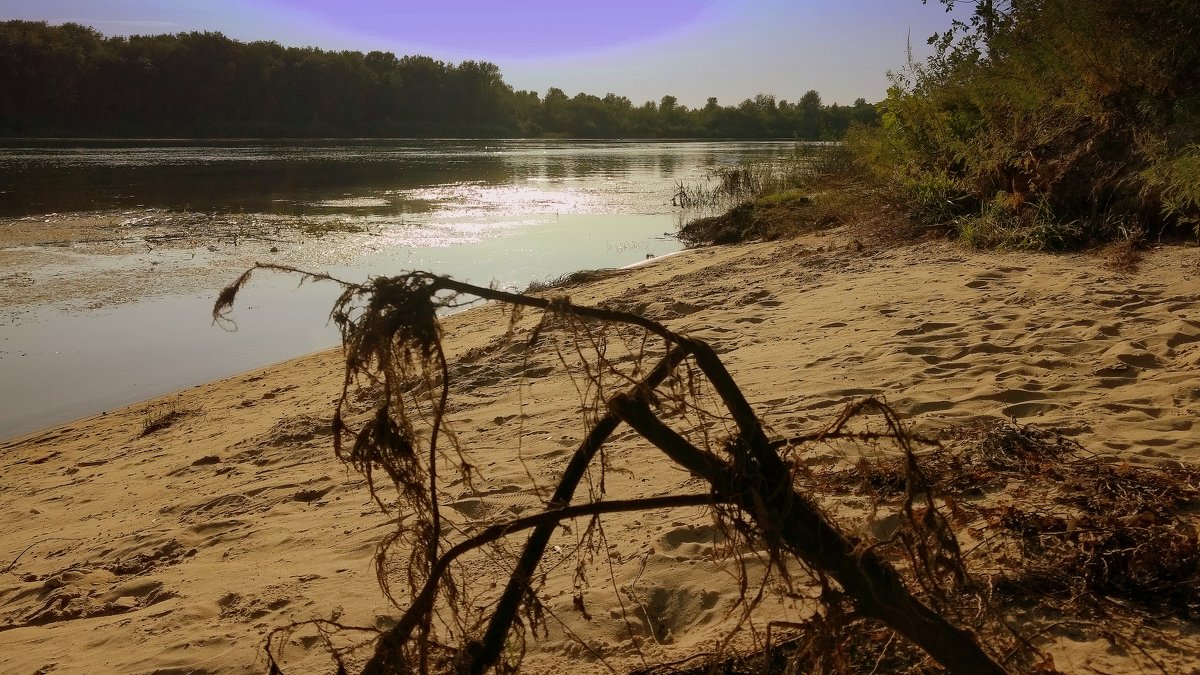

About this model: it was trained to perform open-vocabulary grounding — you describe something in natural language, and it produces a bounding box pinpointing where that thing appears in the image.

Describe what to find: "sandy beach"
[2,229,1199,674]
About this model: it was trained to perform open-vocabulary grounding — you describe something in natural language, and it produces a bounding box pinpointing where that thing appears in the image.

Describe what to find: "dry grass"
[138,402,193,437]
[1100,231,1147,274]
[523,267,627,294]
[678,175,930,249]
[675,144,882,247]
[804,420,1199,669]
[678,186,847,246]
[632,417,1200,674]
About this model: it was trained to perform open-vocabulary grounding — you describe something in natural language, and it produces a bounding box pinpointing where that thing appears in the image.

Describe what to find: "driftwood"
[214,263,1007,675]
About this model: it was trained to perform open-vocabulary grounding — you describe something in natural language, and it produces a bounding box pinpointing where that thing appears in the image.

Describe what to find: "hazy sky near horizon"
[1,0,960,107]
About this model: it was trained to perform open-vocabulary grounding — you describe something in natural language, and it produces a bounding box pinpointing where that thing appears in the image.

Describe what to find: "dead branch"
[216,264,1006,674]
[457,345,692,675]
[364,493,718,675]
[608,393,1005,674]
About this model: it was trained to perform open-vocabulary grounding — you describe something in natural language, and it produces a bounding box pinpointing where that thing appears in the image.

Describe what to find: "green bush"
[902,172,973,224]
[863,0,1200,247]
[1144,145,1200,237]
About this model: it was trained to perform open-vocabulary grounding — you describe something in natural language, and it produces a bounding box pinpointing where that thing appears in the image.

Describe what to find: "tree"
[0,20,880,140]
[798,89,824,139]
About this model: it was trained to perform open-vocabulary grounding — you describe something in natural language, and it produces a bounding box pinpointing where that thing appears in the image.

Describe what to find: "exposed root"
[216,264,1200,675]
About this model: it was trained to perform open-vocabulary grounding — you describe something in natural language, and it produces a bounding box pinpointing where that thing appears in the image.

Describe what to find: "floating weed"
[297,218,367,238]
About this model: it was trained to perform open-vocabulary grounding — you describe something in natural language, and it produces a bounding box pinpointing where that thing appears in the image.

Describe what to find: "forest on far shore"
[0,21,878,139]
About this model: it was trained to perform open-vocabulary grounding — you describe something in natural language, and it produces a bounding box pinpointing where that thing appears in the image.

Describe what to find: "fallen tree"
[215,264,1008,674]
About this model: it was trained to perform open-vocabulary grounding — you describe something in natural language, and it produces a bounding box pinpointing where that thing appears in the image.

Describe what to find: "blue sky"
[1,0,960,106]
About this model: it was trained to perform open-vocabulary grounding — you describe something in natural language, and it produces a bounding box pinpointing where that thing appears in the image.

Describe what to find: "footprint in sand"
[893,321,959,337]
[964,268,1021,289]
[6,567,178,630]
[627,585,722,644]
[656,523,725,561]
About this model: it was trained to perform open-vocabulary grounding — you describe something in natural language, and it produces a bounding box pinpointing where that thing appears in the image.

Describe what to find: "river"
[0,139,796,439]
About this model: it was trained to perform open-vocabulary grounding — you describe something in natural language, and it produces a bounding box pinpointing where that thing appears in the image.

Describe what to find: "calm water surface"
[0,139,795,439]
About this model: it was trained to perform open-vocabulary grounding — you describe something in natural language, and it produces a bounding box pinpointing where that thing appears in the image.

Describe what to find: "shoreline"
[0,249,685,445]
[0,202,688,441]
[21,230,1192,461]
[0,241,694,445]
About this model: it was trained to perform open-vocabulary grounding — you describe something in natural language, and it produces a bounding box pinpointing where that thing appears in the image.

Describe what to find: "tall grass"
[673,142,855,211]
[674,142,871,246]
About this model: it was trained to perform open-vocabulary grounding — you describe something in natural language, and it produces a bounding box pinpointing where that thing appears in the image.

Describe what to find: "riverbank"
[2,227,1198,673]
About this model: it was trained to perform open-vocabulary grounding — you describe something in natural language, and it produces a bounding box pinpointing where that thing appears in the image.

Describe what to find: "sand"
[2,231,1199,674]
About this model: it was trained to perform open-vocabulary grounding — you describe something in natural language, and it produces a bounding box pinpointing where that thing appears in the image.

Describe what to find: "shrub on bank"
[862,0,1200,249]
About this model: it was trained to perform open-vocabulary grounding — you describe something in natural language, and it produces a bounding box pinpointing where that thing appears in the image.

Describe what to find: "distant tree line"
[0,21,878,139]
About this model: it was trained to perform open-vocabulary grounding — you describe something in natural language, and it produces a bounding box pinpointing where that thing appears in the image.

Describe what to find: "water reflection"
[0,139,796,440]
[1,277,341,438]
[0,139,795,218]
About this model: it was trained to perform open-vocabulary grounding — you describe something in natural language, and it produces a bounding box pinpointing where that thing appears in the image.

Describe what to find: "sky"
[0,0,961,107]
